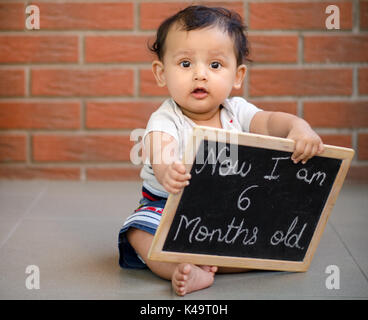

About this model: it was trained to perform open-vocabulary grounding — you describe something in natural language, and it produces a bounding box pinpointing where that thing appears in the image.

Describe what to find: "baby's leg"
[126,228,217,296]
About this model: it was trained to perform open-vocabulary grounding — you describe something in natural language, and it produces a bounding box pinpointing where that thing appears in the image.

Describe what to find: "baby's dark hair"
[149,5,250,65]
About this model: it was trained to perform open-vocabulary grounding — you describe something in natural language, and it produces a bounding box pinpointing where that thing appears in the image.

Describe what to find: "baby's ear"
[152,60,166,87]
[233,64,247,89]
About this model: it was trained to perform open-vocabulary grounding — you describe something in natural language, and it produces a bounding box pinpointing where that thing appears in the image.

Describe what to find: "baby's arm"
[144,131,191,194]
[250,111,324,164]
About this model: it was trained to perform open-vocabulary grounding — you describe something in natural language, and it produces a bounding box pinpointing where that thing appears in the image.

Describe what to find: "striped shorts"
[118,186,167,269]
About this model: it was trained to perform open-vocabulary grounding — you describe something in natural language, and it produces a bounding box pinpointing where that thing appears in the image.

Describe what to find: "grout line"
[79,34,84,65]
[26,131,31,164]
[134,0,140,32]
[352,66,358,98]
[134,67,140,97]
[352,129,359,161]
[25,67,30,97]
[353,0,360,34]
[298,33,304,65]
[297,99,303,118]
[0,186,48,250]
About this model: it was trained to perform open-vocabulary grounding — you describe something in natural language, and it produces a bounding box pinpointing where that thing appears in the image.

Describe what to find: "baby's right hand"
[162,161,191,194]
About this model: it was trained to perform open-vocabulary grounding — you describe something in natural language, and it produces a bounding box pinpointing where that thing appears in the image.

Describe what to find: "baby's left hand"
[287,119,324,164]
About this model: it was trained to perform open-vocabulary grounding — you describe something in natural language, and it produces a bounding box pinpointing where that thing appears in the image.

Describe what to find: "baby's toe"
[179,263,191,275]
[175,272,186,282]
[177,286,186,296]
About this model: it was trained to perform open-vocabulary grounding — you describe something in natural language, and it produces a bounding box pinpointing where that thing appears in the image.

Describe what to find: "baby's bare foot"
[172,264,217,296]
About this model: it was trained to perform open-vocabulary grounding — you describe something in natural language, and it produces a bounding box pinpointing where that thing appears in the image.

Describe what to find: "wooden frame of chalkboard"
[148,126,354,272]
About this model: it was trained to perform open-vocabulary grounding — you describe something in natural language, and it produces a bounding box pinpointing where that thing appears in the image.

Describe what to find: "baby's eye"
[180,61,191,68]
[210,61,221,69]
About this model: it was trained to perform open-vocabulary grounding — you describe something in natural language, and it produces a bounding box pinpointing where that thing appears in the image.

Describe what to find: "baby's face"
[154,24,246,121]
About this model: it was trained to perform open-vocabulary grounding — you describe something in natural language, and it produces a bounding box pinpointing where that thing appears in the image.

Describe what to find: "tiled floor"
[0,180,367,300]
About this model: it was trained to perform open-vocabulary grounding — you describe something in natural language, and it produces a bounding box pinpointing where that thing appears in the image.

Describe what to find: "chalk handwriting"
[168,148,331,258]
[264,156,290,180]
[296,168,326,186]
[195,145,252,177]
[173,215,258,246]
[270,216,306,250]
[237,185,259,211]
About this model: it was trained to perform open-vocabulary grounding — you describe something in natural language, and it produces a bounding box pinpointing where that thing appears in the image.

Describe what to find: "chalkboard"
[148,126,354,271]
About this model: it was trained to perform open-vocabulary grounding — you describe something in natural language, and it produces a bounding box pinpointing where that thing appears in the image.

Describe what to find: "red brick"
[0,134,26,162]
[358,133,368,160]
[85,36,154,63]
[249,101,298,115]
[86,102,159,129]
[0,102,80,129]
[140,2,243,30]
[0,69,25,97]
[0,36,78,63]
[249,68,352,96]
[0,3,25,30]
[86,167,141,180]
[319,134,352,148]
[35,2,133,30]
[0,167,80,180]
[249,2,352,30]
[31,69,134,97]
[304,35,368,63]
[359,68,368,94]
[248,35,298,63]
[33,134,133,162]
[304,101,368,128]
[361,1,368,29]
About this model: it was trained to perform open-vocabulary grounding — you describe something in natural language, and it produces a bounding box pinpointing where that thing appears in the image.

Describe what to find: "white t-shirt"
[140,97,262,197]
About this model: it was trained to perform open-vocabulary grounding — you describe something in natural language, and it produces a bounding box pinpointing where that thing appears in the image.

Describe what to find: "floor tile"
[0,181,367,300]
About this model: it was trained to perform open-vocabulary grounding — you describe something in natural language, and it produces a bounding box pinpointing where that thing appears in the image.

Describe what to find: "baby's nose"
[193,65,207,81]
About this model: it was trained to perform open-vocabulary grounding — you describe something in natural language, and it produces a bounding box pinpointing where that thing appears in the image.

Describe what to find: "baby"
[118,5,324,296]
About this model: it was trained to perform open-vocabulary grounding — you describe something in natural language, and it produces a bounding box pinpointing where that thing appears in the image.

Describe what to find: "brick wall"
[0,0,367,181]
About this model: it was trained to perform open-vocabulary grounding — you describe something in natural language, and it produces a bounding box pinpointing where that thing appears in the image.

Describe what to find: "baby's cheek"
[167,82,188,104]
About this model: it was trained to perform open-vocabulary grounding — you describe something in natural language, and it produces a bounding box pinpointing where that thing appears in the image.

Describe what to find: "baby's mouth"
[192,87,207,93]
[191,87,208,98]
